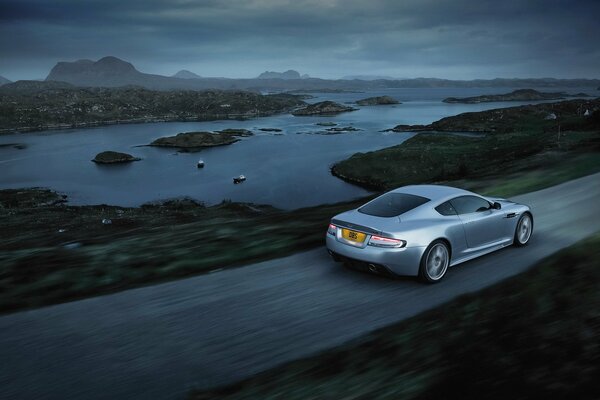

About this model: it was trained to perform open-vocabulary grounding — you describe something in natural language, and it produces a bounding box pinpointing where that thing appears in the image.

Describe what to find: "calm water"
[0,87,595,208]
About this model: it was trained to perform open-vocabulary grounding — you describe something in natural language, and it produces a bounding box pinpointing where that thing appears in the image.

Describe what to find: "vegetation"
[442,88,583,103]
[92,151,140,164]
[356,95,400,105]
[292,100,356,116]
[149,130,250,150]
[191,233,600,400]
[333,99,600,191]
[0,82,304,133]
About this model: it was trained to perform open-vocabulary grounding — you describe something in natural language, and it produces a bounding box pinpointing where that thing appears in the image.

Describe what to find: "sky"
[1,0,599,81]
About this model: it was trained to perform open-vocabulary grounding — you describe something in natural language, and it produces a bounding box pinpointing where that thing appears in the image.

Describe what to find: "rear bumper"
[326,234,426,276]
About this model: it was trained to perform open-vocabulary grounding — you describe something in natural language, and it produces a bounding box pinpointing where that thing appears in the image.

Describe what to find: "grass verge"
[191,233,600,400]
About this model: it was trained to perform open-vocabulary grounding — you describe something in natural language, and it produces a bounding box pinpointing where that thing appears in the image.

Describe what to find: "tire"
[514,212,533,246]
[419,240,450,283]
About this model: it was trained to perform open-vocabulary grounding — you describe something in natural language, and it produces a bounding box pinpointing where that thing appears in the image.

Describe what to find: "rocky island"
[356,95,400,105]
[442,88,581,104]
[386,98,600,134]
[150,129,252,150]
[92,151,141,164]
[292,100,356,116]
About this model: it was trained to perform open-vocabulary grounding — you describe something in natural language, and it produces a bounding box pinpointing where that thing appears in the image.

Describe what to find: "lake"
[0,87,595,209]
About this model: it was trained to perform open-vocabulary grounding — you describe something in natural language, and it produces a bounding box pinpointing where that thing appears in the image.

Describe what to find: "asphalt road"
[1,173,599,400]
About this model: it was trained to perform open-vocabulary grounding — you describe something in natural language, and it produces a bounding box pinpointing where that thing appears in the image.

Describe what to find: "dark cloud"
[0,0,598,80]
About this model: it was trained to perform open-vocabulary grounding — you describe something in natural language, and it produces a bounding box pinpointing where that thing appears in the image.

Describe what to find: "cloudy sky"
[1,0,599,81]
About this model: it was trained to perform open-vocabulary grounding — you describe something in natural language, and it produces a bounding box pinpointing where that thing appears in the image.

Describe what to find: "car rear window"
[358,193,430,217]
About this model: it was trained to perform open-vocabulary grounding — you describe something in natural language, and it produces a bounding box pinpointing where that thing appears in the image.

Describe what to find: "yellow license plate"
[342,229,366,243]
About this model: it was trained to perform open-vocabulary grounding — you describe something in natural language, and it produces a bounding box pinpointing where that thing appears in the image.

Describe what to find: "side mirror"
[492,202,502,210]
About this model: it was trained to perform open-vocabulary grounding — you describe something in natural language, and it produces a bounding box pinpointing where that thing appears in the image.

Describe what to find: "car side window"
[450,195,491,215]
[435,201,458,216]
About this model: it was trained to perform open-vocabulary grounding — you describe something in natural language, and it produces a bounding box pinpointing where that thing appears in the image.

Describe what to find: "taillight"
[327,223,337,236]
[368,235,406,248]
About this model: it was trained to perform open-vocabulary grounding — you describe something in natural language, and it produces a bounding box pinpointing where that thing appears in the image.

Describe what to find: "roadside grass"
[190,233,600,400]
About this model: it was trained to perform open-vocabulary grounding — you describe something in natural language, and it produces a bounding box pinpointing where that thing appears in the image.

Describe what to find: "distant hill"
[342,75,397,81]
[172,70,202,79]
[257,70,302,80]
[42,56,600,92]
[0,75,11,86]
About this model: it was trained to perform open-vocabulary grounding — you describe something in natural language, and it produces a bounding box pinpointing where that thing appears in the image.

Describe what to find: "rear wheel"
[419,240,450,283]
[514,213,533,246]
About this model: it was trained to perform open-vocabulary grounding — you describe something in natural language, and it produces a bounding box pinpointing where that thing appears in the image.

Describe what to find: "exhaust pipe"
[368,264,378,273]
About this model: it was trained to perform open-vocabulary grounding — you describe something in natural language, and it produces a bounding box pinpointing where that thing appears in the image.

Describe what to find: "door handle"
[506,213,516,218]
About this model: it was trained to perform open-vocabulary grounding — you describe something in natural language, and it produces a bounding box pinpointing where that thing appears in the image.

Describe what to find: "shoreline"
[0,109,295,135]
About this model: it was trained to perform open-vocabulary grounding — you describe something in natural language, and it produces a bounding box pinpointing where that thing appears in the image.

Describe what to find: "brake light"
[327,223,337,236]
[368,235,406,248]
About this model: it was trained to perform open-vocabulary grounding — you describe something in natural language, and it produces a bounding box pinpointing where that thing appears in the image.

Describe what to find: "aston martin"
[326,185,533,283]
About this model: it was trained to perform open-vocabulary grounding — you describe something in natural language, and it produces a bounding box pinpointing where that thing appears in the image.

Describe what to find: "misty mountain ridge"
[172,70,202,79]
[0,75,11,86]
[257,70,309,80]
[42,56,600,92]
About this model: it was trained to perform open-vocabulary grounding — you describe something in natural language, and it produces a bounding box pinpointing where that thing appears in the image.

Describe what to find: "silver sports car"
[326,185,533,283]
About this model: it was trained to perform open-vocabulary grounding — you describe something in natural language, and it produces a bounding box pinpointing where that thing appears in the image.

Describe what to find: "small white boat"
[233,175,246,184]
[197,160,205,168]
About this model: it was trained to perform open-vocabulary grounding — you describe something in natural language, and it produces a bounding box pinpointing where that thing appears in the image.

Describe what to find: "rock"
[292,101,357,116]
[258,128,283,132]
[233,175,246,184]
[216,128,253,137]
[325,126,361,133]
[356,95,400,105]
[101,218,112,225]
[197,160,205,168]
[545,113,558,120]
[92,151,141,164]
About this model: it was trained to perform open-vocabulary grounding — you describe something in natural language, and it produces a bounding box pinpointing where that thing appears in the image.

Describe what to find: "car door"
[450,195,506,249]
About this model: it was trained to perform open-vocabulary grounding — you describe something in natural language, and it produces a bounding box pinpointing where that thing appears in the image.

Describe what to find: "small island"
[150,130,252,150]
[92,151,141,164]
[356,95,400,106]
[443,89,570,104]
[292,101,356,116]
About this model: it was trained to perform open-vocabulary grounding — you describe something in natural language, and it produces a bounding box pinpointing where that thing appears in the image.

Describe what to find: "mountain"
[43,56,600,92]
[172,70,202,79]
[0,75,11,86]
[257,70,302,80]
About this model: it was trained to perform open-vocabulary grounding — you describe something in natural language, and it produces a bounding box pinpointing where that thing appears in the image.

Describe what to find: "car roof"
[391,184,476,203]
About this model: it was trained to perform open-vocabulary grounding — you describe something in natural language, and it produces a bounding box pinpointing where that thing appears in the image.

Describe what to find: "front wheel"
[514,213,533,246]
[419,240,450,283]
